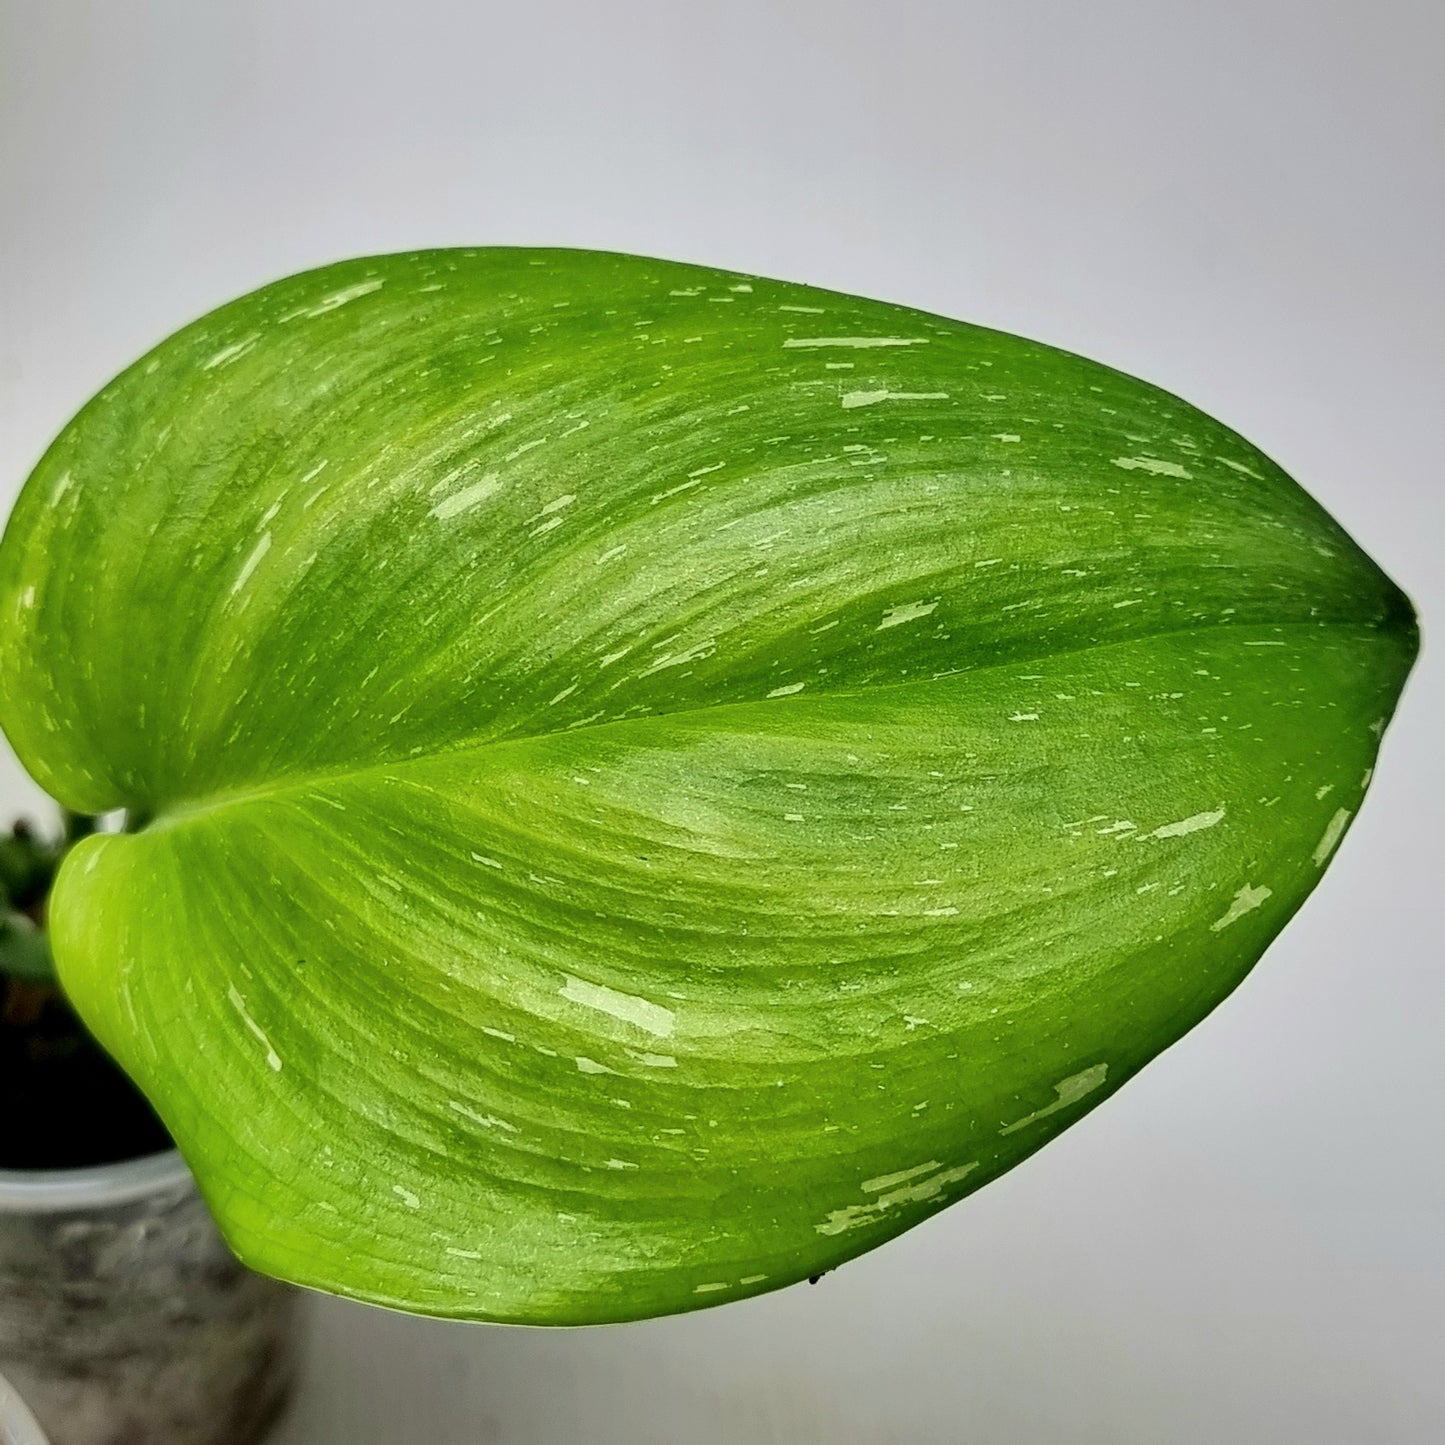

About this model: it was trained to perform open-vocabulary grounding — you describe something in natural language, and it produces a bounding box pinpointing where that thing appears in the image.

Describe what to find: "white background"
[2,3,1441,1440]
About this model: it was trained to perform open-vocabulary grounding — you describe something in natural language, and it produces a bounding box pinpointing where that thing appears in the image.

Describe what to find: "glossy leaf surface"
[0,249,1415,1322]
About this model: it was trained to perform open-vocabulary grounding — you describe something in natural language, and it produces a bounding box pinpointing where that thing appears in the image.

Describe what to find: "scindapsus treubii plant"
[0,249,1417,1324]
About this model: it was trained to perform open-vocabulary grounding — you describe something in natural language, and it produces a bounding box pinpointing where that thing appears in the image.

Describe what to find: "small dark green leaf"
[0,911,56,983]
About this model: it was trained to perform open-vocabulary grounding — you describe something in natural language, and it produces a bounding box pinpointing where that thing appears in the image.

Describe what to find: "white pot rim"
[0,1369,49,1445]
[0,1148,190,1213]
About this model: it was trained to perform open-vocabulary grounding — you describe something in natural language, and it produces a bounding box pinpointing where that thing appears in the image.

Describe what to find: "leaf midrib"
[132,613,1404,838]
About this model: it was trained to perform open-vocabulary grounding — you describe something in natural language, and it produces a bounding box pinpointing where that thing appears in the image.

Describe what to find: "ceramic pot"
[0,1150,298,1445]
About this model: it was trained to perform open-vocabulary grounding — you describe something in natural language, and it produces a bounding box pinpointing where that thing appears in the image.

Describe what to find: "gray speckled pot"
[0,1151,299,1445]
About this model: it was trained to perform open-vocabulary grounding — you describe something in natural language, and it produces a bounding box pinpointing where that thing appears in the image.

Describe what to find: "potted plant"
[0,248,1416,1424]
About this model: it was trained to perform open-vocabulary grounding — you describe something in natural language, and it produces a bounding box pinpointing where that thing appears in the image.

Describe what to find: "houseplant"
[0,245,1416,1377]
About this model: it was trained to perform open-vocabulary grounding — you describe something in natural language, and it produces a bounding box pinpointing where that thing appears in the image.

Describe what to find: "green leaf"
[0,910,56,983]
[0,825,57,912]
[0,248,1415,1323]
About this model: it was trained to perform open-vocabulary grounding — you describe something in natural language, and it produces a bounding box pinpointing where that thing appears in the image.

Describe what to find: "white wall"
[2,3,1440,1440]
